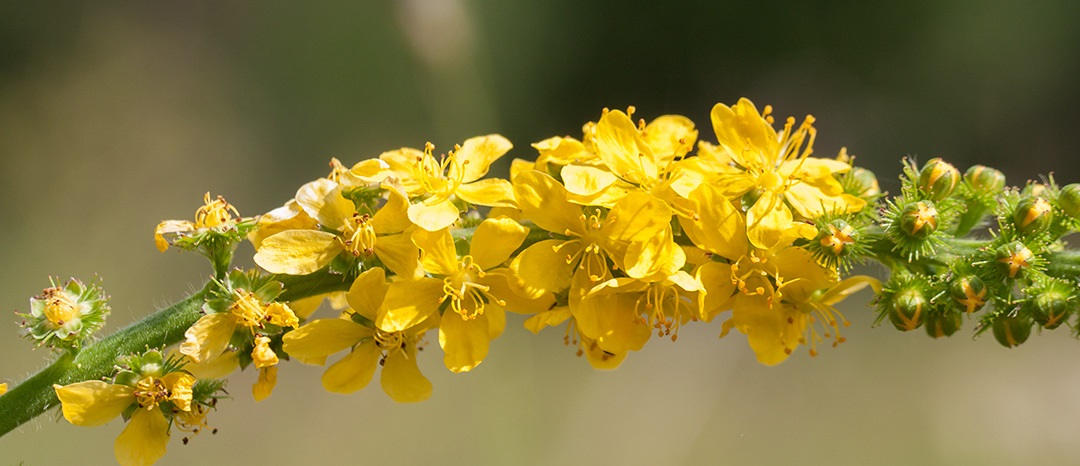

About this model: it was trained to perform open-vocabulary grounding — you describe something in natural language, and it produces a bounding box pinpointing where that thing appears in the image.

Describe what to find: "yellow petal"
[509,240,576,299]
[679,183,747,261]
[251,335,279,369]
[295,178,355,229]
[561,164,617,197]
[696,262,736,322]
[114,409,169,466]
[282,319,371,365]
[439,313,490,373]
[321,339,380,394]
[379,147,428,196]
[483,269,556,315]
[746,190,792,250]
[511,170,584,235]
[532,136,589,166]
[452,134,512,183]
[346,267,388,321]
[180,350,239,379]
[455,178,516,207]
[411,227,459,276]
[373,232,423,280]
[161,372,195,412]
[580,333,628,370]
[486,306,507,340]
[381,342,432,402]
[376,278,445,333]
[287,294,325,320]
[602,191,672,244]
[595,109,657,184]
[733,293,792,366]
[643,115,698,163]
[710,99,778,168]
[407,199,461,232]
[819,275,881,306]
[253,229,344,275]
[179,313,237,364]
[248,204,318,250]
[153,220,194,252]
[0,383,7,395]
[623,226,684,279]
[53,381,133,426]
[370,181,413,234]
[510,158,536,180]
[523,307,572,334]
[470,217,527,270]
[253,366,278,402]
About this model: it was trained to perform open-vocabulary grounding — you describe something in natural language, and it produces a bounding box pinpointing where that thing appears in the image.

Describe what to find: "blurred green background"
[3,1,1080,464]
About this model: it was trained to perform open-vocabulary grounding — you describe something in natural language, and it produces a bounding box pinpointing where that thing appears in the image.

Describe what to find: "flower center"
[441,256,504,320]
[42,288,78,327]
[341,213,377,256]
[133,376,170,410]
[195,193,239,228]
[414,142,467,200]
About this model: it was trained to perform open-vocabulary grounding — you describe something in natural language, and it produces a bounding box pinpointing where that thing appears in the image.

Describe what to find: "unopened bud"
[949,275,987,314]
[991,312,1032,348]
[819,220,859,256]
[846,167,880,198]
[899,201,939,240]
[925,309,963,338]
[964,165,1006,195]
[1057,183,1080,219]
[1013,196,1053,235]
[1030,290,1070,330]
[995,241,1035,279]
[919,158,960,201]
[889,288,927,331]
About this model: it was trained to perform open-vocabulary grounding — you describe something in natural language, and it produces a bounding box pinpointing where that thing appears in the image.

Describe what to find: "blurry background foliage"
[3,1,1080,465]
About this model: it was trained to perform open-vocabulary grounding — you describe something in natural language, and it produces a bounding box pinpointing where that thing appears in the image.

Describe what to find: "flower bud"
[889,288,927,331]
[991,312,1032,348]
[964,165,1006,195]
[918,158,960,201]
[819,219,859,256]
[899,201,939,240]
[1013,196,1053,235]
[1057,183,1080,219]
[925,309,963,338]
[846,167,880,198]
[19,278,110,349]
[949,275,987,314]
[1030,289,1070,329]
[995,241,1035,278]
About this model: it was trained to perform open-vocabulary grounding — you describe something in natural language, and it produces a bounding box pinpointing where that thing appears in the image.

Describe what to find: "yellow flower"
[575,270,705,358]
[707,98,866,248]
[509,170,682,299]
[253,178,422,278]
[282,267,442,402]
[559,108,701,210]
[0,383,7,395]
[251,335,280,402]
[54,371,196,466]
[380,135,516,231]
[180,287,298,364]
[154,192,240,252]
[720,246,878,365]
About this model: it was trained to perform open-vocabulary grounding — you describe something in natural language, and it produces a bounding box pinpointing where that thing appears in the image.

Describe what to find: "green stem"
[0,270,350,438]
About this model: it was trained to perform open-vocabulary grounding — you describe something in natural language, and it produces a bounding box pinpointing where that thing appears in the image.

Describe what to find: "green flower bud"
[1057,183,1080,219]
[899,201,939,240]
[995,241,1035,279]
[1013,196,1053,235]
[1030,289,1070,329]
[964,165,1006,194]
[991,312,1033,348]
[918,158,960,201]
[846,167,881,198]
[18,277,110,349]
[925,309,963,338]
[889,288,927,331]
[949,275,987,314]
[819,219,859,256]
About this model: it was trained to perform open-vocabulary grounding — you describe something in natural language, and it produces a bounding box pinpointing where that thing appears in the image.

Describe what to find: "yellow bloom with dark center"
[379,135,516,231]
[54,371,195,466]
[707,98,866,249]
[282,267,442,402]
